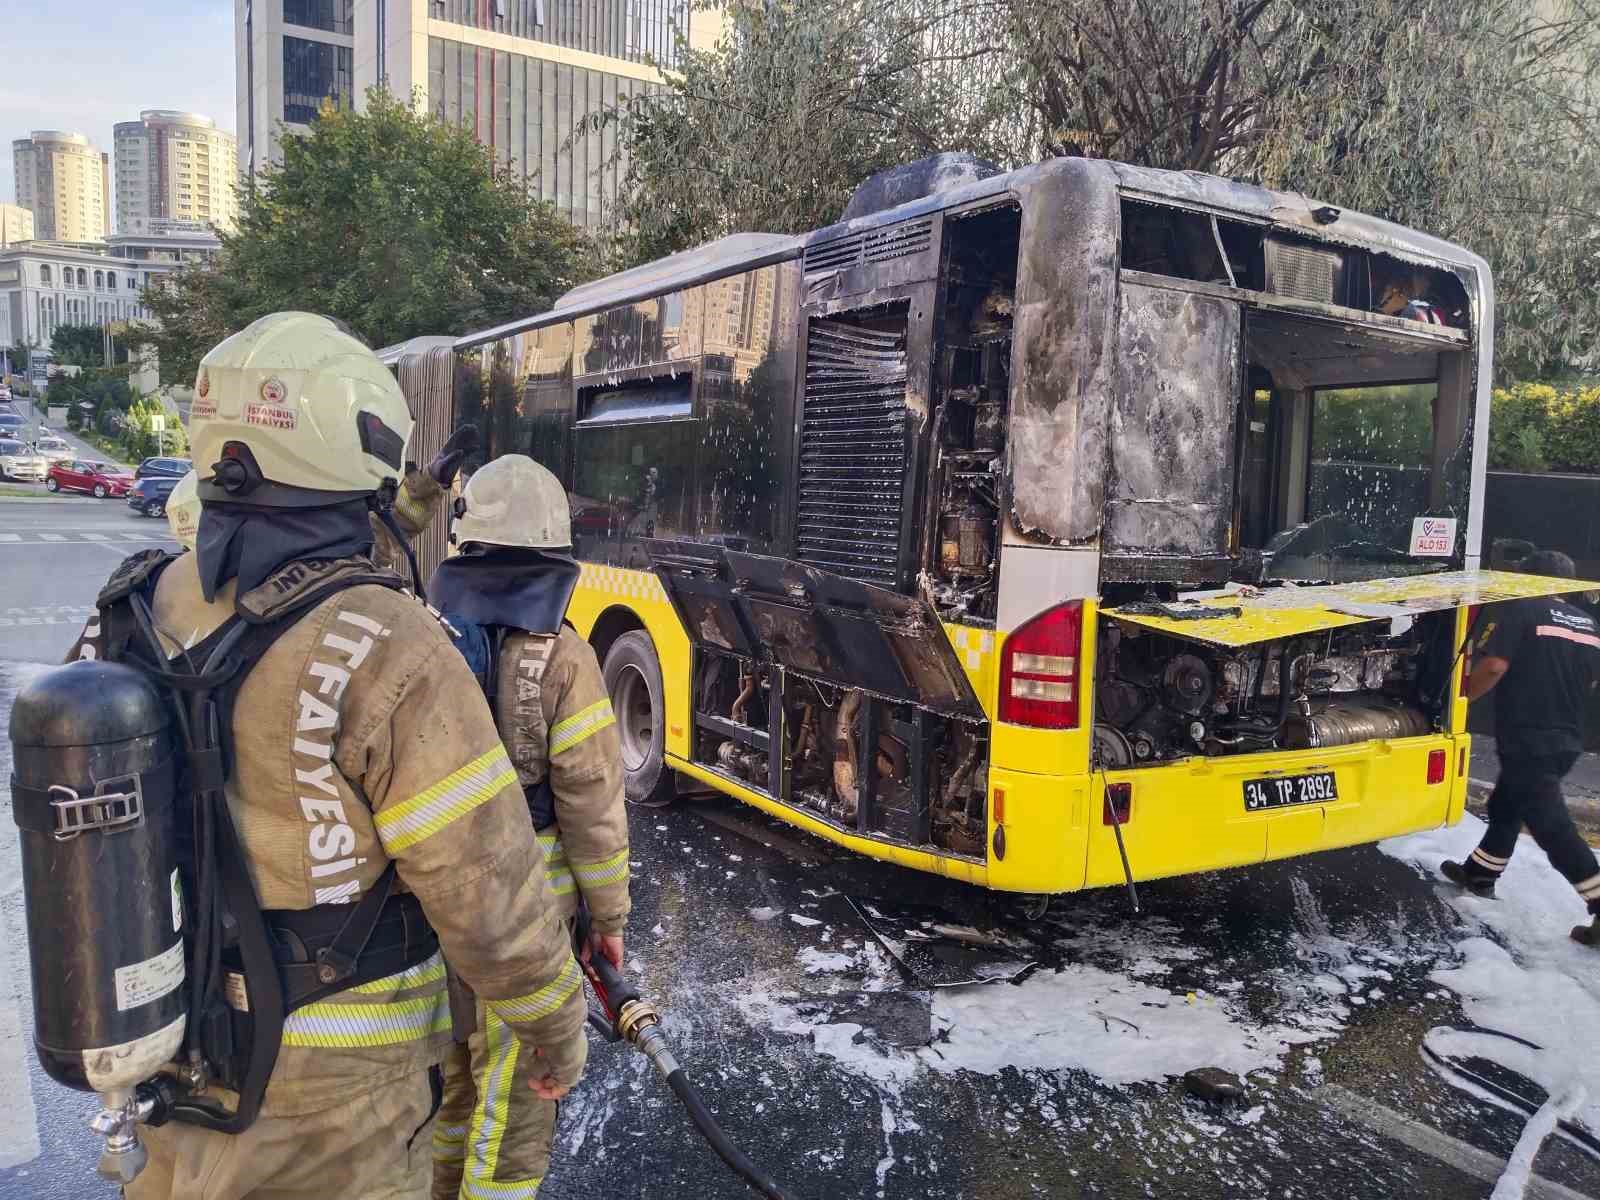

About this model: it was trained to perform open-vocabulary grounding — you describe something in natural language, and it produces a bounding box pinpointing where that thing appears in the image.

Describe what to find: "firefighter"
[1441,551,1600,946]
[165,468,199,551]
[72,313,588,1198]
[369,424,479,582]
[427,454,630,1200]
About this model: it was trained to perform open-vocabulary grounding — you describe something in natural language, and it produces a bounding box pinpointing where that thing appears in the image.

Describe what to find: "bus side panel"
[568,564,695,763]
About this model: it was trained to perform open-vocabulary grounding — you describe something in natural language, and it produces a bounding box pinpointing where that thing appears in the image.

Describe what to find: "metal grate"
[795,316,910,586]
[804,219,933,275]
[1264,240,1340,304]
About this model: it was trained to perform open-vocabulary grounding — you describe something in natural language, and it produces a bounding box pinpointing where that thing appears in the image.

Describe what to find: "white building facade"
[0,204,34,247]
[0,233,220,353]
[114,110,241,235]
[11,131,111,242]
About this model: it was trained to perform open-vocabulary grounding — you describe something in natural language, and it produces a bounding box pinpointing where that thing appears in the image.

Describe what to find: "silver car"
[33,434,72,462]
[0,438,48,482]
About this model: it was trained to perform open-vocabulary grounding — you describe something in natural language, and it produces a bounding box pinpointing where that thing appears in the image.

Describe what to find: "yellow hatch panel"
[1104,569,1600,647]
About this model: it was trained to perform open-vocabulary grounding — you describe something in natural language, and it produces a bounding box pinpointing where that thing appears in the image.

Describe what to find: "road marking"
[1321,1083,1592,1200]
[0,534,16,543]
[79,532,106,540]
[122,532,152,542]
[37,533,64,542]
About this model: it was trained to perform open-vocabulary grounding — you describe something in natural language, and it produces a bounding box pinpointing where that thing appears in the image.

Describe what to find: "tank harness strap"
[10,755,176,837]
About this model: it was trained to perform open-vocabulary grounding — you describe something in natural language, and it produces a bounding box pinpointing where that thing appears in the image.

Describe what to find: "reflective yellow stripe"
[463,1178,543,1199]
[348,951,447,995]
[572,849,629,889]
[488,958,582,1025]
[433,1120,468,1163]
[281,992,451,1048]
[538,833,575,895]
[546,868,576,897]
[376,747,516,853]
[538,833,568,866]
[465,1010,519,1195]
[548,700,615,756]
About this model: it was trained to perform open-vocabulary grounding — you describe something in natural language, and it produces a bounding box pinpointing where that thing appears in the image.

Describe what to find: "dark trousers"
[1477,752,1600,895]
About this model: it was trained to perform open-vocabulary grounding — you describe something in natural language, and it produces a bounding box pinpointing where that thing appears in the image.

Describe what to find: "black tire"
[45,477,58,492]
[93,484,107,499]
[602,630,676,807]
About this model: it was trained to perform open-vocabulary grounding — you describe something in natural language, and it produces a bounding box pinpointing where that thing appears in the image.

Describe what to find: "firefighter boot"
[1440,859,1497,898]
[1571,903,1600,948]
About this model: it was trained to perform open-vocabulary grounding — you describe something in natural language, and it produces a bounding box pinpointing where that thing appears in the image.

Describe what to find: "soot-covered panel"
[1105,283,1241,571]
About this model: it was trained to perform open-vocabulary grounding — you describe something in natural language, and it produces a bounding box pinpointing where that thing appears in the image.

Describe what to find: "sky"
[0,1,236,217]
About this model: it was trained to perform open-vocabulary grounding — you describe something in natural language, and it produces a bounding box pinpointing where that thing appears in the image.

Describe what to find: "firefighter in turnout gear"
[69,313,587,1199]
[427,454,630,1200]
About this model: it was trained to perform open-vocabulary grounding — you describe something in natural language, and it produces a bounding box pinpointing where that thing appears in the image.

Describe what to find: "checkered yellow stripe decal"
[944,623,996,671]
[578,563,667,603]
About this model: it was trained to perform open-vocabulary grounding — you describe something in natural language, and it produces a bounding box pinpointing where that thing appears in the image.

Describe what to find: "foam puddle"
[1380,814,1600,1189]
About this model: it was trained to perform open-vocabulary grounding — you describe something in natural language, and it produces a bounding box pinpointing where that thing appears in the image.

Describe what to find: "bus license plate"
[1243,772,1338,811]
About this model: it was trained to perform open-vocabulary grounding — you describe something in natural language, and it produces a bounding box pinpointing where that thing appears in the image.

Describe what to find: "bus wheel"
[603,630,675,808]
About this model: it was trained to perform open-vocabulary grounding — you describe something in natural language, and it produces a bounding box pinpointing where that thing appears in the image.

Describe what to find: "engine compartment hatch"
[1103,569,1600,647]
[646,540,983,718]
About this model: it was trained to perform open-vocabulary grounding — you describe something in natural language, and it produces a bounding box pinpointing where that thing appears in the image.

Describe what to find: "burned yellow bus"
[443,154,1594,895]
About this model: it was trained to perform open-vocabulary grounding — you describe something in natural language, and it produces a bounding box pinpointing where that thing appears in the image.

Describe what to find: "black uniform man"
[1441,551,1600,946]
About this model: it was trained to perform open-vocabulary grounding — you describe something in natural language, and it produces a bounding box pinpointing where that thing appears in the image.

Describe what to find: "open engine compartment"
[1094,610,1452,769]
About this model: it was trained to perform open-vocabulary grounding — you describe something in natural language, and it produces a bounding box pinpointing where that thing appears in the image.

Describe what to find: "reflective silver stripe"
[1576,874,1600,899]
[572,850,629,889]
[462,1176,544,1198]
[1472,847,1511,866]
[348,950,446,995]
[1469,849,1508,873]
[376,747,517,853]
[489,958,582,1024]
[281,991,451,1048]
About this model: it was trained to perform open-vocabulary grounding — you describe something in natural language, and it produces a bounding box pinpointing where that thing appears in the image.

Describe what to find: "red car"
[46,458,134,498]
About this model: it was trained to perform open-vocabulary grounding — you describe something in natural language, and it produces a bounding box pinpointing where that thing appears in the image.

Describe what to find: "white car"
[33,435,72,462]
[0,438,47,482]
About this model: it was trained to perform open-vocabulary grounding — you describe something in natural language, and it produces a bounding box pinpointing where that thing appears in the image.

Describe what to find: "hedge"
[1488,383,1600,474]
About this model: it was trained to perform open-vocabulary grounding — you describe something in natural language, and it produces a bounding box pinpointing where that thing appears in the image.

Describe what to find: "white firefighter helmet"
[189,312,413,506]
[451,454,572,550]
[166,468,200,550]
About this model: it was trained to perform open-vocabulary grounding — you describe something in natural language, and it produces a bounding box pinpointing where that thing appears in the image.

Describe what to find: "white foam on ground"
[1380,815,1600,1137]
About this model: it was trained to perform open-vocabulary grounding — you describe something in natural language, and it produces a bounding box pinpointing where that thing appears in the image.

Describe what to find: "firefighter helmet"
[450,454,572,550]
[189,312,412,507]
[166,469,199,550]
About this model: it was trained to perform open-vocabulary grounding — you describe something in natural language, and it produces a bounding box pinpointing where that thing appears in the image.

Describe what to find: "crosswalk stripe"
[39,534,64,542]
[121,533,150,542]
[79,533,107,540]
[0,534,18,542]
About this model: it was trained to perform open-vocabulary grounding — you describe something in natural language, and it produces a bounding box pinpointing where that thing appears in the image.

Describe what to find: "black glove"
[428,424,480,487]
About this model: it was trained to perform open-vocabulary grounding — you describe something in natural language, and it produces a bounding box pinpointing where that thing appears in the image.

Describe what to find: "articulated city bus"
[423,154,1595,895]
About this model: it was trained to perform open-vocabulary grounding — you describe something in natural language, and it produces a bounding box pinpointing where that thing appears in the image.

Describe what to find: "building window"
[283,0,353,35]
[108,274,118,290]
[284,36,354,123]
[39,265,51,285]
[77,268,88,287]
[94,270,104,289]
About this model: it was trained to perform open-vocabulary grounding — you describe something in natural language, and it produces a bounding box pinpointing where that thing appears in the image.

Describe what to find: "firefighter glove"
[429,424,481,487]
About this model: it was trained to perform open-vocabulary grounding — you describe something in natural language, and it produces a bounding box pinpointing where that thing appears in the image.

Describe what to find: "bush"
[121,396,189,461]
[1488,383,1600,474]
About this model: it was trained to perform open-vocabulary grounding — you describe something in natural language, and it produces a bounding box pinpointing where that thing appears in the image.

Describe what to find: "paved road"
[0,498,1595,1198]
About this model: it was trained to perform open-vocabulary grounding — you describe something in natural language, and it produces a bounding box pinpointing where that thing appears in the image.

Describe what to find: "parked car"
[127,474,179,517]
[135,456,192,480]
[46,459,134,498]
[0,412,26,433]
[32,434,72,462]
[0,438,47,482]
[0,384,12,402]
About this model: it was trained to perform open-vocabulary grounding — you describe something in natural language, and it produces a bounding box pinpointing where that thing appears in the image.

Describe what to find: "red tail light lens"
[1427,749,1447,785]
[999,601,1083,729]
[1103,782,1132,825]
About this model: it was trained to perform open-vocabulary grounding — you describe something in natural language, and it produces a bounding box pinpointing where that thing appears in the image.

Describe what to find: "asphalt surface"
[0,496,1595,1199]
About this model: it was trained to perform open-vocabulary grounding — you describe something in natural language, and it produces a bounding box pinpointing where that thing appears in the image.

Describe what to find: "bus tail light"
[999,601,1083,729]
[1427,749,1447,785]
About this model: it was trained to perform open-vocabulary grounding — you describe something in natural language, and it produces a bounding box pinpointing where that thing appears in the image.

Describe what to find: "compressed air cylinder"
[8,660,186,1095]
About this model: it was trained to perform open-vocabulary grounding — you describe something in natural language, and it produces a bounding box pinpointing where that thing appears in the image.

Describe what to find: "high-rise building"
[114,111,241,235]
[0,204,34,247]
[238,1,722,228]
[11,131,110,242]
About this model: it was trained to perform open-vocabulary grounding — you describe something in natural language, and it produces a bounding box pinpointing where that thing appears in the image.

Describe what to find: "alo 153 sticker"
[1409,516,1457,557]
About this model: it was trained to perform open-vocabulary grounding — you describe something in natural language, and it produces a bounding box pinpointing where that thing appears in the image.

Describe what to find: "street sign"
[149,414,166,432]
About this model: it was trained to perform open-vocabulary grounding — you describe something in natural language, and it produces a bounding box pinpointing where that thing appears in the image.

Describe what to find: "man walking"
[1441,551,1600,945]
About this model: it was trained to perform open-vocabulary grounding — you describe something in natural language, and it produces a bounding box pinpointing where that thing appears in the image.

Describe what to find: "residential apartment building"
[114,110,241,235]
[238,0,720,227]
[11,131,111,242]
[0,204,34,247]
[0,233,221,353]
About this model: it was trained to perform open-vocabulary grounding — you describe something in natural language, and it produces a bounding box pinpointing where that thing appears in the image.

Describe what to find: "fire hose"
[573,906,794,1200]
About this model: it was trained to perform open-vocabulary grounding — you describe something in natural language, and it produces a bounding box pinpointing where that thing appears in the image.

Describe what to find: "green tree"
[605,0,1600,378]
[50,323,106,368]
[140,89,596,383]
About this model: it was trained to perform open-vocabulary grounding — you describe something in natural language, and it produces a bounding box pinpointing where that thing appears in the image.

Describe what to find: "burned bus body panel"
[1004,160,1121,546]
[1104,284,1241,579]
